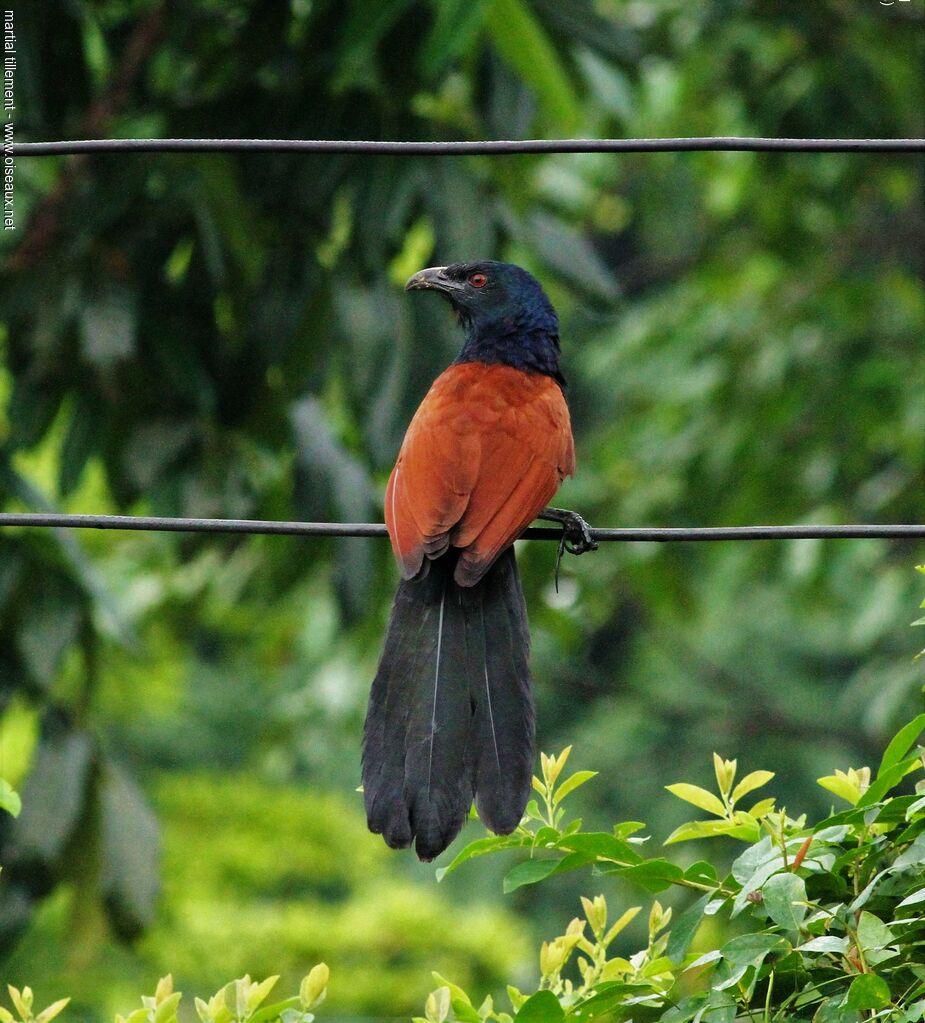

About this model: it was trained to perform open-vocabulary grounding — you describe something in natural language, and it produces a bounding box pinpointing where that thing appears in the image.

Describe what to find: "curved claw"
[539,506,599,562]
[559,511,598,556]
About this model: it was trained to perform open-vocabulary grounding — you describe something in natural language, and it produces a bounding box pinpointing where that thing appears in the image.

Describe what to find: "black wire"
[0,513,923,541]
[11,137,925,157]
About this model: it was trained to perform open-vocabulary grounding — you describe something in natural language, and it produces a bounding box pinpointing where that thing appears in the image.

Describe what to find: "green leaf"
[249,998,300,1023]
[506,849,596,892]
[892,832,925,868]
[857,755,923,807]
[568,983,642,1020]
[855,911,893,952]
[503,857,562,893]
[607,858,684,893]
[878,713,925,777]
[817,774,862,805]
[844,973,891,1010]
[435,832,531,880]
[153,992,182,1023]
[513,990,564,1022]
[761,872,807,931]
[731,770,775,804]
[683,861,718,886]
[0,778,21,817]
[34,998,71,1023]
[714,934,789,992]
[485,0,580,132]
[896,887,925,907]
[664,783,727,817]
[554,831,643,864]
[666,893,711,963]
[798,936,849,953]
[553,770,598,804]
[664,817,759,845]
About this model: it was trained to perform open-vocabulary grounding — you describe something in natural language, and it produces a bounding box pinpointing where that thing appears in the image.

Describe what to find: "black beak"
[404,266,464,294]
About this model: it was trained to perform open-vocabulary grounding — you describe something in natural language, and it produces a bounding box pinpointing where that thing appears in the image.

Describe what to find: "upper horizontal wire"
[0,514,923,541]
[11,137,925,157]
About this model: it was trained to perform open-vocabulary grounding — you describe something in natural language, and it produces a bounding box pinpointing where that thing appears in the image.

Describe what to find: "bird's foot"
[539,506,599,556]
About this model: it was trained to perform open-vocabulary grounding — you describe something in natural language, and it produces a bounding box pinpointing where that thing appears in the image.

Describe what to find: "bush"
[417,720,925,1022]
[4,718,923,1022]
[4,584,923,1022]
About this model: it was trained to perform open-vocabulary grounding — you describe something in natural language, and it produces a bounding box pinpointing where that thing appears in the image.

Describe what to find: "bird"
[362,260,595,861]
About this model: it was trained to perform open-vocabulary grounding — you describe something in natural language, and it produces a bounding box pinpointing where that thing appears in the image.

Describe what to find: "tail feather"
[467,553,534,834]
[362,548,534,860]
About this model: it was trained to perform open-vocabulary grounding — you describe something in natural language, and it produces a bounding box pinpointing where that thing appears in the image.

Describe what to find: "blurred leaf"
[99,759,160,940]
[419,0,490,76]
[16,575,82,689]
[9,723,94,863]
[79,287,137,367]
[486,0,580,132]
[521,213,618,301]
[0,778,21,818]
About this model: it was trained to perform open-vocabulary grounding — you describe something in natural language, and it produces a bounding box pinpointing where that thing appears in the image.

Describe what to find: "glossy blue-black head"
[405,260,564,383]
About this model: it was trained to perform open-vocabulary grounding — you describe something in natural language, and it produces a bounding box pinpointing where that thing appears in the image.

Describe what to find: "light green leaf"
[35,1000,71,1023]
[731,770,775,805]
[553,770,598,804]
[664,817,758,845]
[816,774,861,805]
[0,778,21,818]
[425,987,451,1023]
[665,783,727,817]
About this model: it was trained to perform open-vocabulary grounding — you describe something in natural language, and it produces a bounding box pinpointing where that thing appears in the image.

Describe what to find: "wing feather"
[385,362,574,584]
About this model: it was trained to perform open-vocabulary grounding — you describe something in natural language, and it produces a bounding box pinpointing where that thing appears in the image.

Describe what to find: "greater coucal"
[362,261,592,860]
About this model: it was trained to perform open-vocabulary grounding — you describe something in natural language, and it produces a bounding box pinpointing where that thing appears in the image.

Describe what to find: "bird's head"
[405,260,558,340]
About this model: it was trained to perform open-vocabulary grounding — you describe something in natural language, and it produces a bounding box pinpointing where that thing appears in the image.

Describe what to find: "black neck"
[456,319,565,386]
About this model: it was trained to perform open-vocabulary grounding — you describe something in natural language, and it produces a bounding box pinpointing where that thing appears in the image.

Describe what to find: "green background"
[0,0,922,1018]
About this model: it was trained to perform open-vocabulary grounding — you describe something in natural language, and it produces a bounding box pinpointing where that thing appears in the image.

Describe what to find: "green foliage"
[0,779,21,819]
[1,772,528,1016]
[0,985,69,1023]
[425,713,925,1021]
[0,969,328,1023]
[10,718,923,1022]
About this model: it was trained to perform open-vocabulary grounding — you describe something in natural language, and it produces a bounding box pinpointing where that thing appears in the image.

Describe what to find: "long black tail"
[362,548,535,861]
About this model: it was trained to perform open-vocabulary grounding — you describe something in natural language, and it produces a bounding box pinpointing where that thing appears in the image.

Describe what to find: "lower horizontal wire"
[0,513,923,541]
[11,137,925,157]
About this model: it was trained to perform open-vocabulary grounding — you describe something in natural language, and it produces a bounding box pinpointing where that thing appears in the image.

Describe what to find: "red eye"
[468,272,488,288]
